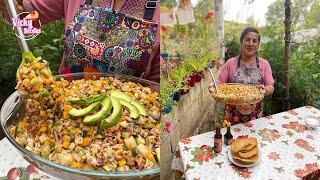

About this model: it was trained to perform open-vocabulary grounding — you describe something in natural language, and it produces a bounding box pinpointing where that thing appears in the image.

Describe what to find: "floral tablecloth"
[171,106,320,180]
[0,137,60,180]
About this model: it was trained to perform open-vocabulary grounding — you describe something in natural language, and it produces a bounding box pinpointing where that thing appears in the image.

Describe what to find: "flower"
[268,152,280,161]
[7,168,22,180]
[195,152,213,162]
[233,127,241,132]
[200,145,209,151]
[26,164,38,174]
[288,110,298,115]
[294,139,315,152]
[182,137,191,145]
[294,153,304,159]
[294,169,307,177]
[204,10,214,21]
[164,121,171,133]
[160,25,169,34]
[305,163,319,172]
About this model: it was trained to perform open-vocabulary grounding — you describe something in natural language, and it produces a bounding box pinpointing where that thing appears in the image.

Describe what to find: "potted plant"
[169,67,189,101]
[160,77,175,114]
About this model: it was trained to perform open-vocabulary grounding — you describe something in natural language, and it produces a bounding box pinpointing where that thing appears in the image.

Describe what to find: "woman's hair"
[240,27,260,44]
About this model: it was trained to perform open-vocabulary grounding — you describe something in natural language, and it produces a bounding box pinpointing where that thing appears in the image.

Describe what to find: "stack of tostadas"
[231,137,259,164]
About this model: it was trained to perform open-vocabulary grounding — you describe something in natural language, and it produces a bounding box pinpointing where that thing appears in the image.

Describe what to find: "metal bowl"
[0,73,160,180]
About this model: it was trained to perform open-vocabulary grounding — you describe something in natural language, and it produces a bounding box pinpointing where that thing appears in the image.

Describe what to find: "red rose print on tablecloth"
[294,139,315,152]
[231,164,252,179]
[258,128,280,142]
[294,163,319,178]
[294,153,304,159]
[182,137,191,145]
[268,152,280,161]
[282,121,307,133]
[190,145,215,165]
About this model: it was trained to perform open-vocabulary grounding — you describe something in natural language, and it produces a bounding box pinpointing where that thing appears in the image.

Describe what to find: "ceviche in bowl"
[1,68,160,179]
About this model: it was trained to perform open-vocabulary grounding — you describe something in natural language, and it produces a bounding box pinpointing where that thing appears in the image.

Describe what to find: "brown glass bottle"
[214,128,222,153]
[224,127,233,146]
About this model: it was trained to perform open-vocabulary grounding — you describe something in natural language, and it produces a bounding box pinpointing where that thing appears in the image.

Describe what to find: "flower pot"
[188,76,196,87]
[162,103,173,114]
[161,53,169,61]
[194,73,202,82]
[173,90,181,102]
[181,88,189,95]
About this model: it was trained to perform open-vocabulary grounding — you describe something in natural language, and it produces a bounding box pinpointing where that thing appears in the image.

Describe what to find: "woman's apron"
[60,0,158,77]
[224,56,263,125]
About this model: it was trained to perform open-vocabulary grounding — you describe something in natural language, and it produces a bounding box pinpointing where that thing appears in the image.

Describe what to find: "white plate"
[227,147,262,168]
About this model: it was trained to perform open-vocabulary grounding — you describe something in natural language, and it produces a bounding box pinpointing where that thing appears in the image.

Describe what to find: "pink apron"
[61,0,158,77]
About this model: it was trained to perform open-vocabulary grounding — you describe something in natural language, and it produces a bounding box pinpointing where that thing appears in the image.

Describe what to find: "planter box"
[161,68,219,178]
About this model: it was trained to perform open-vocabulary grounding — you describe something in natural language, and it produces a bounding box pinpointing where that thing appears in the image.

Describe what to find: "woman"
[210,27,274,124]
[0,0,160,82]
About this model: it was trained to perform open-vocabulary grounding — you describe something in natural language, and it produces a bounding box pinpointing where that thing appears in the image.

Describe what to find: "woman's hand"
[208,84,216,94]
[0,0,24,23]
[255,84,266,96]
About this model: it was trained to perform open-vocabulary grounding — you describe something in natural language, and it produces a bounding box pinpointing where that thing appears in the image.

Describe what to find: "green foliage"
[160,75,175,112]
[259,27,286,114]
[0,18,64,106]
[266,0,320,30]
[259,26,320,114]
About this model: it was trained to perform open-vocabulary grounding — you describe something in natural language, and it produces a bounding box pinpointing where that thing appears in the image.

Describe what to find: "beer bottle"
[214,128,222,153]
[224,127,233,146]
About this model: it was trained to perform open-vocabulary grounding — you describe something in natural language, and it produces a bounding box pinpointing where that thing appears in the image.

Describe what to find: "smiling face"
[241,32,260,57]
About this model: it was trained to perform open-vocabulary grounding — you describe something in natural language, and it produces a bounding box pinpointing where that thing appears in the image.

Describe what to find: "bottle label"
[214,139,222,152]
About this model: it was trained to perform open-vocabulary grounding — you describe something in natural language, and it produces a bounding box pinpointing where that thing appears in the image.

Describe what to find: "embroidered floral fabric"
[62,3,158,76]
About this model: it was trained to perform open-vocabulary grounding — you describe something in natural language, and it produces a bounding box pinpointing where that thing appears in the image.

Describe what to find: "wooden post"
[284,0,291,110]
[214,0,224,64]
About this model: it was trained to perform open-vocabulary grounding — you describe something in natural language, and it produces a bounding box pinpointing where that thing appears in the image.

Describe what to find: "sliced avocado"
[69,94,106,105]
[119,99,139,119]
[110,90,132,102]
[130,100,147,116]
[68,101,100,117]
[83,97,112,125]
[110,90,147,116]
[100,97,122,129]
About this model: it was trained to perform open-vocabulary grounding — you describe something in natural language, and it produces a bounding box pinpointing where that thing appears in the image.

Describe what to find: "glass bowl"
[0,73,160,179]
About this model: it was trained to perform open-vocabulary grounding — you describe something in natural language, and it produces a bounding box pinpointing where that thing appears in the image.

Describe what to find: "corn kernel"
[22,78,31,88]
[63,111,70,119]
[39,126,47,133]
[64,105,73,112]
[70,161,81,168]
[118,159,126,166]
[147,152,156,163]
[81,137,92,147]
[40,110,46,117]
[62,140,70,149]
[62,129,69,135]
